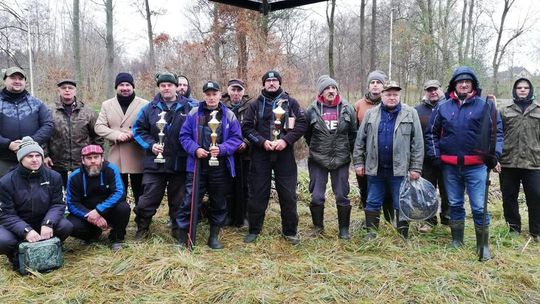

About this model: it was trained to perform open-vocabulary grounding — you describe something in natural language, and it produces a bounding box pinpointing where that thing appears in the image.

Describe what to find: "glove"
[484,156,498,169]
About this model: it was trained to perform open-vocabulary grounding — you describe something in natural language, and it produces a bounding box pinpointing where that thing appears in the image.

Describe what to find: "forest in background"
[1,0,539,106]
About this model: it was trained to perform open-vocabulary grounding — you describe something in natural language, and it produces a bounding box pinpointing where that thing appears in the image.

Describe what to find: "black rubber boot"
[364,210,380,240]
[176,229,189,248]
[337,205,351,240]
[207,226,223,249]
[382,198,395,223]
[396,210,409,239]
[475,225,491,261]
[449,220,465,248]
[134,216,151,240]
[309,204,324,235]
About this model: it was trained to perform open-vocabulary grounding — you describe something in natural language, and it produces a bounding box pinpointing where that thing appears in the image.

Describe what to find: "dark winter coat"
[0,90,54,162]
[304,97,357,170]
[0,165,65,238]
[66,161,125,218]
[132,94,193,173]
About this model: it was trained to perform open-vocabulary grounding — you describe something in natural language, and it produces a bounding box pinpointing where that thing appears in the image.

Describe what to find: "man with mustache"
[66,144,129,251]
[176,75,199,107]
[242,70,307,245]
[304,75,357,239]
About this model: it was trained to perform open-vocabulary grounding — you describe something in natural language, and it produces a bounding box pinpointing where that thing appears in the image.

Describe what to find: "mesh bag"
[398,177,439,221]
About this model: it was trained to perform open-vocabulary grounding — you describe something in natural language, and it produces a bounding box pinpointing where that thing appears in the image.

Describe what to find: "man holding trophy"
[178,81,242,249]
[132,72,193,242]
[242,70,307,245]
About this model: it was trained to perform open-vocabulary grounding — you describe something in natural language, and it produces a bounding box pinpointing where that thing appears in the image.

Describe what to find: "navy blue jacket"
[426,66,503,166]
[133,94,193,173]
[0,165,65,238]
[66,161,125,218]
[0,89,54,162]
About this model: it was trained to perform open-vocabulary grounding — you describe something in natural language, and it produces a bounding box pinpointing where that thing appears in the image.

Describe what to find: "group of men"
[0,64,538,271]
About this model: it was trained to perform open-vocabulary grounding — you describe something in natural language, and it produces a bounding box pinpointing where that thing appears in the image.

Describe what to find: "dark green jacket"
[305,98,357,170]
[499,78,540,169]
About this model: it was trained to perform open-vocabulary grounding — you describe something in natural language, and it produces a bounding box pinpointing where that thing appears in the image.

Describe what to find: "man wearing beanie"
[0,67,54,177]
[132,71,193,242]
[45,79,103,186]
[176,75,199,107]
[426,66,503,260]
[353,81,424,241]
[242,70,307,245]
[354,70,395,223]
[304,75,357,239]
[221,78,253,227]
[0,136,73,270]
[95,72,148,206]
[66,144,130,251]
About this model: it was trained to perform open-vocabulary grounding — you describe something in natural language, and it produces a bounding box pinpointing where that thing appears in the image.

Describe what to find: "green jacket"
[499,85,540,169]
[305,98,357,170]
[47,99,103,171]
[353,103,424,176]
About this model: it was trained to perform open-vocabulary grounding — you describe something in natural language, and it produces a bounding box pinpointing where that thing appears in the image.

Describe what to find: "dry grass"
[1,171,539,303]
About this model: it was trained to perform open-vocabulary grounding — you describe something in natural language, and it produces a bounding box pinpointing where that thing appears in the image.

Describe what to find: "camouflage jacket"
[47,99,103,171]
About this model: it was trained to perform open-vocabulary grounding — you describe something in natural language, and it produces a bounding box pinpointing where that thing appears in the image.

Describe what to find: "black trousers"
[67,200,131,242]
[226,156,250,227]
[0,218,72,259]
[356,174,394,221]
[500,167,540,236]
[423,161,450,225]
[177,160,230,229]
[134,172,186,229]
[248,147,298,236]
[121,173,144,206]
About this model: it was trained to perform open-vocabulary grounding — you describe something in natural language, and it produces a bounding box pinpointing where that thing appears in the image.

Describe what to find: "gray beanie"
[367,70,387,84]
[16,136,44,162]
[316,75,339,95]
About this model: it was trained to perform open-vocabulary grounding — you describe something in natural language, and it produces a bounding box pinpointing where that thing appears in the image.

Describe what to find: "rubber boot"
[396,209,409,239]
[475,225,491,261]
[134,216,151,240]
[382,197,395,223]
[449,220,465,248]
[337,205,351,240]
[309,204,324,236]
[364,210,380,240]
[207,226,223,249]
[176,229,188,248]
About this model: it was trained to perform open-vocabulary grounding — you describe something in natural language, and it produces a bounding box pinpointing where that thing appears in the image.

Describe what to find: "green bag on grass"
[18,237,63,275]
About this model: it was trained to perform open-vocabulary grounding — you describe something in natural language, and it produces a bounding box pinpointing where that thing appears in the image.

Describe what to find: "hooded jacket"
[499,78,540,169]
[0,165,65,238]
[0,90,54,162]
[426,66,503,166]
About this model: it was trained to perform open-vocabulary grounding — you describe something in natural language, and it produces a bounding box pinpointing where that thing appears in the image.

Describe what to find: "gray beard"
[87,166,101,177]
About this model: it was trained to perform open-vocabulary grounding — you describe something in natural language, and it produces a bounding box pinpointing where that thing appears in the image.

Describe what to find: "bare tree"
[326,0,336,77]
[73,0,82,85]
[359,0,367,87]
[370,0,377,71]
[464,0,474,61]
[105,0,114,97]
[458,0,468,64]
[144,0,155,70]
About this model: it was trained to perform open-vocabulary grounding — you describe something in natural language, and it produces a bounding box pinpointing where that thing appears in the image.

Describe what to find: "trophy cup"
[208,110,221,166]
[272,100,286,146]
[154,111,167,163]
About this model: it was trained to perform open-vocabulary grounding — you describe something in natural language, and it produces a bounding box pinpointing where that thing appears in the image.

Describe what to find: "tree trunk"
[458,0,467,64]
[370,0,377,72]
[492,0,516,97]
[359,0,366,89]
[464,0,474,61]
[236,27,248,81]
[327,0,336,77]
[144,0,155,71]
[105,0,114,98]
[73,0,82,87]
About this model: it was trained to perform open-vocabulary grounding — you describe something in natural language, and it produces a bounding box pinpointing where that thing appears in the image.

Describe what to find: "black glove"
[484,156,498,169]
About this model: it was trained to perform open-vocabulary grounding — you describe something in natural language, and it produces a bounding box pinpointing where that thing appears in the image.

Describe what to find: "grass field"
[1,171,539,303]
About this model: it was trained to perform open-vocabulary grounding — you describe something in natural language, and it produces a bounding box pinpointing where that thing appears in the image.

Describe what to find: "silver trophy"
[154,111,167,163]
[208,110,221,166]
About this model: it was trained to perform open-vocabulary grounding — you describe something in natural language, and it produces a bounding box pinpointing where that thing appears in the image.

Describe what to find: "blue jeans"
[442,164,490,226]
[366,175,404,212]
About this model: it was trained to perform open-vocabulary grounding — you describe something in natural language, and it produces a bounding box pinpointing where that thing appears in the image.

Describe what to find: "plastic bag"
[398,176,438,221]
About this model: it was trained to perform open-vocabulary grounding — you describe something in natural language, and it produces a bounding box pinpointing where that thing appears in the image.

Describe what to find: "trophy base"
[154,158,166,164]
[209,159,219,166]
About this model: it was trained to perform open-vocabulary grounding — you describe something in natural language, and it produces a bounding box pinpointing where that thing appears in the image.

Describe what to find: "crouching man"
[0,137,72,269]
[66,145,130,251]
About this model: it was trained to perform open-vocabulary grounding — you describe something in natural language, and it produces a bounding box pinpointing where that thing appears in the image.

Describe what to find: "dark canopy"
[209,0,327,15]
